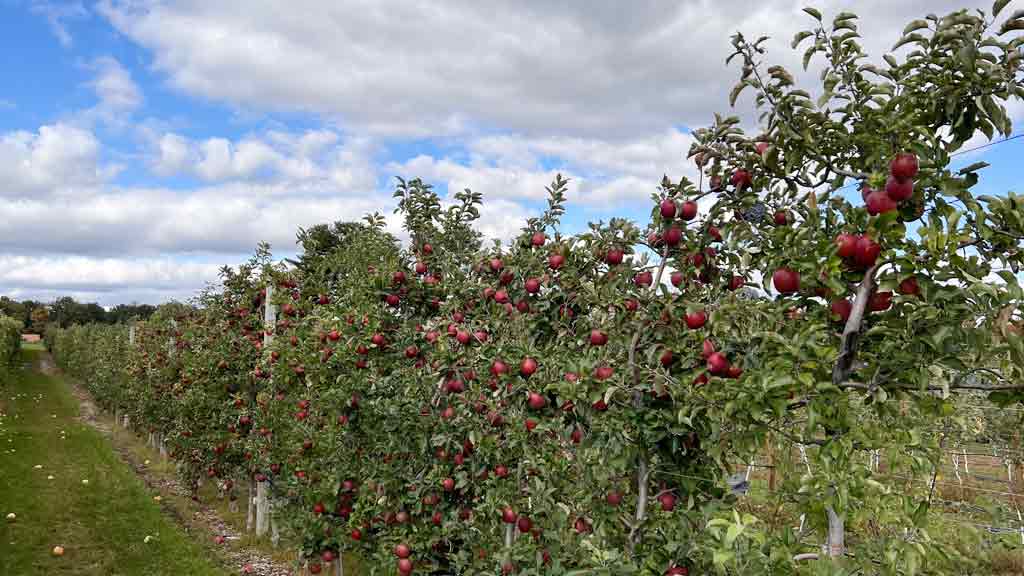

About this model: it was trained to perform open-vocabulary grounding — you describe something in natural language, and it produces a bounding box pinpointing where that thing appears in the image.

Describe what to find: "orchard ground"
[0,347,349,576]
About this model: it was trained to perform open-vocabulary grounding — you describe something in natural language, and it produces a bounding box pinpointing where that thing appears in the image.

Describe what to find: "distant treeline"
[0,296,156,333]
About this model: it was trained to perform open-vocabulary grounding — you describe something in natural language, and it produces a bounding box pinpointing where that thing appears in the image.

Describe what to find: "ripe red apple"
[830,299,852,323]
[670,271,684,287]
[531,231,546,246]
[665,566,689,575]
[853,236,881,268]
[395,543,412,558]
[397,558,413,574]
[442,477,455,492]
[525,418,537,431]
[310,562,322,574]
[574,517,592,533]
[491,359,508,376]
[772,267,800,294]
[350,529,362,540]
[313,502,326,515]
[635,271,653,287]
[660,198,677,219]
[773,211,788,225]
[898,276,921,296]
[659,493,677,511]
[885,175,914,202]
[755,141,769,155]
[624,299,639,312]
[548,253,565,269]
[322,550,335,563]
[421,243,433,255]
[495,464,509,478]
[318,293,330,305]
[663,226,682,246]
[870,291,893,312]
[865,190,897,215]
[404,345,419,359]
[702,339,715,359]
[594,365,614,380]
[659,349,674,367]
[680,201,698,221]
[605,248,624,265]
[502,507,517,524]
[707,352,729,375]
[731,170,752,190]
[708,226,722,241]
[592,399,609,411]
[524,278,541,294]
[606,491,623,506]
[684,310,707,329]
[517,516,532,532]
[890,152,919,180]
[836,233,858,259]
[527,391,547,410]
[520,357,538,377]
[589,329,608,346]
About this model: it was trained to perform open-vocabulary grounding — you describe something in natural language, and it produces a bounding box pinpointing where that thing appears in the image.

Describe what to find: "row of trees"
[0,313,21,375]
[0,296,156,334]
[49,5,1024,575]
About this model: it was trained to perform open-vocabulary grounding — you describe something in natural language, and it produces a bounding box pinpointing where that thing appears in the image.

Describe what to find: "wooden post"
[255,283,275,537]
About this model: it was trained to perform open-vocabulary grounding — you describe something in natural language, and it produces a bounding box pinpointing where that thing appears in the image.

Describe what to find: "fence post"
[255,283,275,538]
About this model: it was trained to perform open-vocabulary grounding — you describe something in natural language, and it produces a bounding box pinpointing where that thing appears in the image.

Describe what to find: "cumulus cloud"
[0,123,107,198]
[0,254,222,306]
[98,0,981,139]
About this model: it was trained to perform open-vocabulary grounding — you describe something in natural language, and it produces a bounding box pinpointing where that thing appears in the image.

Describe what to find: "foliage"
[47,5,1024,575]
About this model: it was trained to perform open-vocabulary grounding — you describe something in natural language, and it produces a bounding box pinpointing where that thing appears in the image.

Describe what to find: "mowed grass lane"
[0,348,230,576]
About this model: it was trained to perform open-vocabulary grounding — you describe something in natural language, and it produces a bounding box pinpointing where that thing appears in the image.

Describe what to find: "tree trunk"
[824,505,845,559]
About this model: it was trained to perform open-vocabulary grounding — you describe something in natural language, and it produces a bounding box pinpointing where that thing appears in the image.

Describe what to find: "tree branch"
[832,265,878,386]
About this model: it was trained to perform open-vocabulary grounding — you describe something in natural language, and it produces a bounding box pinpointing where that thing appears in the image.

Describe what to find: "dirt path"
[41,352,295,576]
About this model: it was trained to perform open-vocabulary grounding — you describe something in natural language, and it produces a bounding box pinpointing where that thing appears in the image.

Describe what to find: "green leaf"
[958,161,990,174]
[792,30,814,49]
[724,523,743,547]
[893,33,927,51]
[729,81,748,107]
[994,0,1012,17]
[802,7,822,21]
[903,19,930,35]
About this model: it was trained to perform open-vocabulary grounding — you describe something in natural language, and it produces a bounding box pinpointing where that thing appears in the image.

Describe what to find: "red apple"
[531,231,546,246]
[660,199,677,219]
[594,365,614,380]
[524,278,541,294]
[853,236,881,268]
[664,226,682,246]
[772,267,800,294]
[885,175,914,202]
[836,233,858,259]
[898,276,920,296]
[605,249,624,265]
[527,391,547,410]
[442,477,455,492]
[773,211,788,225]
[731,170,752,190]
[606,491,623,506]
[830,299,852,323]
[680,201,698,221]
[589,329,608,346]
[870,291,893,312]
[890,152,919,180]
[866,190,897,215]
[520,357,538,377]
[707,352,729,375]
[684,310,707,329]
[548,253,565,269]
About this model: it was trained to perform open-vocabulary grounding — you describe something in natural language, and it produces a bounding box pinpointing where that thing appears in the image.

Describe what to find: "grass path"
[0,348,232,576]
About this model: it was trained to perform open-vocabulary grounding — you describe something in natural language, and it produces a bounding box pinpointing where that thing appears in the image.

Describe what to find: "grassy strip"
[0,349,231,576]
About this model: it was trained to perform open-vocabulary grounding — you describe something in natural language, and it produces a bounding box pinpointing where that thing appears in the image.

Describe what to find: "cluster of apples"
[863,152,919,215]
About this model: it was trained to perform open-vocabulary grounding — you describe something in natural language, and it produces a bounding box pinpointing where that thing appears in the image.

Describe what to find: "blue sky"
[0,0,1020,306]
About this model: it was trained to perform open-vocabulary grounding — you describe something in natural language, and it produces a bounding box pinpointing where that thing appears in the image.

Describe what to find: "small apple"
[520,357,538,377]
[898,276,921,296]
[605,249,624,266]
[830,299,852,323]
[680,201,698,221]
[684,310,707,330]
[531,231,546,246]
[890,152,919,180]
[660,199,677,219]
[865,190,897,215]
[885,175,914,202]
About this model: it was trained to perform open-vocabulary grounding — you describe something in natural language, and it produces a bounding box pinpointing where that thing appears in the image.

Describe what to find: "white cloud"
[98,0,982,139]
[31,1,88,48]
[0,123,106,198]
[0,254,221,306]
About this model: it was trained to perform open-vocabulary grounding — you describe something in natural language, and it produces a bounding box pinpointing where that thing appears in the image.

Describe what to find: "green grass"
[0,349,232,576]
